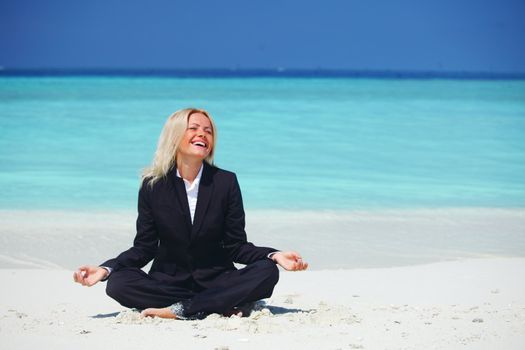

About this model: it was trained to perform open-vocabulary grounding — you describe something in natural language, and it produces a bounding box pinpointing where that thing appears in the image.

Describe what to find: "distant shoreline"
[1,207,524,270]
[1,68,525,80]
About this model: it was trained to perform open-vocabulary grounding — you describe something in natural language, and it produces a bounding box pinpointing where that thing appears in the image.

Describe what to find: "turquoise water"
[1,77,524,210]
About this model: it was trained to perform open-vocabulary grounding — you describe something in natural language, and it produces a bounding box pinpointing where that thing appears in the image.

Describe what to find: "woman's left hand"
[271,251,308,271]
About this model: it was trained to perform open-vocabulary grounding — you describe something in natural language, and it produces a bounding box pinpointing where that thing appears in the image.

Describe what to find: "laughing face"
[177,112,214,161]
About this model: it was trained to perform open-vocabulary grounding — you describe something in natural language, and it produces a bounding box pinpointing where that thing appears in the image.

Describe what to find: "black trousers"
[105,259,279,318]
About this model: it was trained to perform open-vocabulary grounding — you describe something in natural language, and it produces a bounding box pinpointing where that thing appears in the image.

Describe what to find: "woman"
[73,108,308,319]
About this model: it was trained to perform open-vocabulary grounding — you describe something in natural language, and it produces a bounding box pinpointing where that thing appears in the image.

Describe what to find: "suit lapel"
[169,168,193,235]
[191,162,214,240]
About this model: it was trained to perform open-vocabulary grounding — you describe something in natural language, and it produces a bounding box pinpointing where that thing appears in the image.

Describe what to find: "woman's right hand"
[73,265,108,287]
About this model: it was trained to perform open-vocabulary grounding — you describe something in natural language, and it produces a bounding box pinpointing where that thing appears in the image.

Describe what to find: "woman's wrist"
[269,251,281,262]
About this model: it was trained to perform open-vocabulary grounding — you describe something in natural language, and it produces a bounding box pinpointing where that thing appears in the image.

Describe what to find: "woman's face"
[177,112,214,161]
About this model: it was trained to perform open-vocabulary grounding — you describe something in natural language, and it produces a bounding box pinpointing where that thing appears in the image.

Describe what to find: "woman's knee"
[257,258,280,286]
[105,268,139,302]
[105,271,124,300]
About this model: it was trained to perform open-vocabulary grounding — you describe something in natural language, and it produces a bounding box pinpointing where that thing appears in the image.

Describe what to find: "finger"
[74,271,85,283]
[287,251,299,259]
[76,269,87,279]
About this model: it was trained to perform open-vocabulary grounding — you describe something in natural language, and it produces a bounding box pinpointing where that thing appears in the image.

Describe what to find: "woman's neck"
[176,157,203,184]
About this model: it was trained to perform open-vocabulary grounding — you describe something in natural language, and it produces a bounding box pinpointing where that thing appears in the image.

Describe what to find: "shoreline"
[1,208,524,270]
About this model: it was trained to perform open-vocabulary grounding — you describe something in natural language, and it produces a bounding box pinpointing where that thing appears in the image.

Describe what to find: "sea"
[1,72,524,269]
[1,73,524,210]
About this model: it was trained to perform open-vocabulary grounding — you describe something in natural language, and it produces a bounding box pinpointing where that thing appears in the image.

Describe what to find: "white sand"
[1,209,524,349]
[1,208,524,269]
[1,258,524,350]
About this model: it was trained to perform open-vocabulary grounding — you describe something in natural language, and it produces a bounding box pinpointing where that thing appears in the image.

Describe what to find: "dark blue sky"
[1,0,524,72]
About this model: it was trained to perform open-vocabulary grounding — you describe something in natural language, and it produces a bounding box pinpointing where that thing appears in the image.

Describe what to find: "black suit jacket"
[101,162,277,288]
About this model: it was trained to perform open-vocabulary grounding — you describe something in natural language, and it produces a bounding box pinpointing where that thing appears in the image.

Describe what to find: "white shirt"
[176,164,203,224]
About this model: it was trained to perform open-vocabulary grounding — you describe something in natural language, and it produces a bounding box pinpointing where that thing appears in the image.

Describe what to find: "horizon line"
[1,67,525,80]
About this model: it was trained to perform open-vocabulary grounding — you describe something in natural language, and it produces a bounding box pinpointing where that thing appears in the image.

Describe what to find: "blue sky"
[1,0,524,72]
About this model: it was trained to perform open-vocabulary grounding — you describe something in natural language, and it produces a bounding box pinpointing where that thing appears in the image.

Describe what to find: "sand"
[1,258,524,350]
[1,208,524,270]
[1,208,524,349]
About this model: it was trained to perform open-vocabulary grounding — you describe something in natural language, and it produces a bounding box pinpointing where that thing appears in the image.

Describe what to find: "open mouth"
[192,140,207,149]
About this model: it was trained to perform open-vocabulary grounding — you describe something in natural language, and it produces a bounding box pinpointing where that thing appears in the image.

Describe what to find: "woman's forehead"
[188,112,211,125]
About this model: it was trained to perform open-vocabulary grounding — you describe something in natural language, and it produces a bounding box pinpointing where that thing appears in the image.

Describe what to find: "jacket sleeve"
[100,180,159,271]
[222,174,277,264]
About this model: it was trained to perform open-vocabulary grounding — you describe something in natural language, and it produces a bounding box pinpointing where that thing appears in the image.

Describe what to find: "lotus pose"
[73,108,308,319]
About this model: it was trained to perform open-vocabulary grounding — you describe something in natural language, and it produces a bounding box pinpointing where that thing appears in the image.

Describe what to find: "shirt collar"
[176,163,204,188]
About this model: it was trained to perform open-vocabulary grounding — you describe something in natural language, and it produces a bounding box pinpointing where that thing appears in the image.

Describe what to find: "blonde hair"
[142,108,217,186]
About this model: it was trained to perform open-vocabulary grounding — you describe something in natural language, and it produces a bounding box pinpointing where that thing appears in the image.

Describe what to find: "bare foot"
[141,306,243,319]
[222,308,243,317]
[141,307,177,319]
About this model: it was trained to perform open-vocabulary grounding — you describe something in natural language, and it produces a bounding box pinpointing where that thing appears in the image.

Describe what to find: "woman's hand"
[73,265,108,287]
[271,251,308,271]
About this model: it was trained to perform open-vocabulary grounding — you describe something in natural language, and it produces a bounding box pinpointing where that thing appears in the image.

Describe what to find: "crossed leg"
[106,259,279,319]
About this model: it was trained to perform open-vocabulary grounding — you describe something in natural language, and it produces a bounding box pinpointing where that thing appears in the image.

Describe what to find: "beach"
[1,208,524,270]
[1,76,524,348]
[1,209,524,349]
[2,2,525,346]
[1,259,524,349]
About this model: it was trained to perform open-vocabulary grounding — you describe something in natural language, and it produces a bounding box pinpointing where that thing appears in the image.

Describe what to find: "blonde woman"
[73,108,308,319]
